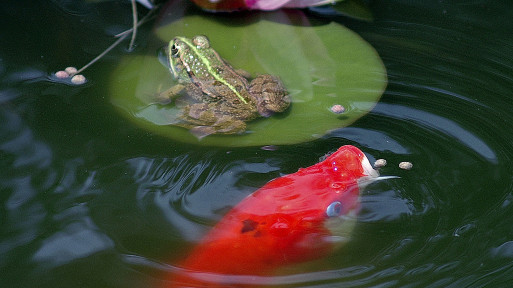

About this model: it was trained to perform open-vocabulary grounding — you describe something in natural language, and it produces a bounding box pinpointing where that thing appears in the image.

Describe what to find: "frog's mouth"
[158,45,175,75]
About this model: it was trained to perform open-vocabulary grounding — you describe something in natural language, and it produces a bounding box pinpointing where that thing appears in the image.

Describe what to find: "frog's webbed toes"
[155,93,172,105]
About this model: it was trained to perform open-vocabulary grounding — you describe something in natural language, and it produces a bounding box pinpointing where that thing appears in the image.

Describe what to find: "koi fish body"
[166,145,379,287]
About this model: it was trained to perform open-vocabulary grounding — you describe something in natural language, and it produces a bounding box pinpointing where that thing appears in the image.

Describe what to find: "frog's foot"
[189,126,216,139]
[249,74,290,117]
[189,120,246,138]
[155,83,185,105]
[179,104,247,137]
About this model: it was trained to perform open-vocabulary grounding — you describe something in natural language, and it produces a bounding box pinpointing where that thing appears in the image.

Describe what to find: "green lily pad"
[110,9,386,147]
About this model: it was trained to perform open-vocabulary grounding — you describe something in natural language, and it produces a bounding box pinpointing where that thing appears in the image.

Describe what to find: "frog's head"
[167,35,212,80]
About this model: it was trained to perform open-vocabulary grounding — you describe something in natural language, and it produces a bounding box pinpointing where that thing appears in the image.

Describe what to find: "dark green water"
[2,1,513,287]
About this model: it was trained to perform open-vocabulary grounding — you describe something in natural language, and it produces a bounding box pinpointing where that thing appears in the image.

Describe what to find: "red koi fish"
[165,145,380,287]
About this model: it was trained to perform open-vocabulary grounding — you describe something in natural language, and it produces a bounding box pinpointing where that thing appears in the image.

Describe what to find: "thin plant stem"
[74,33,129,75]
[115,8,155,38]
[128,0,138,51]
[72,6,157,76]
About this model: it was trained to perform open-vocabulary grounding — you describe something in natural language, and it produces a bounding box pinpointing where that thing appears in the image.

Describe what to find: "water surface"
[2,1,513,287]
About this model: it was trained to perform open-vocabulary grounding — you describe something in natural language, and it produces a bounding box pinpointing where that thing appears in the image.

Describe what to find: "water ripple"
[374,103,497,162]
[3,2,513,288]
[120,153,286,242]
[0,107,109,280]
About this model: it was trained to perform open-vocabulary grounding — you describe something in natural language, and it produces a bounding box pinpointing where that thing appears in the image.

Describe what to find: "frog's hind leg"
[250,74,290,117]
[189,126,217,139]
[212,115,247,134]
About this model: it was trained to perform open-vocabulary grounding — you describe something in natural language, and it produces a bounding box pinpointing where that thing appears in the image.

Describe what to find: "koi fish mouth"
[361,152,380,178]
[357,152,380,189]
[358,151,398,187]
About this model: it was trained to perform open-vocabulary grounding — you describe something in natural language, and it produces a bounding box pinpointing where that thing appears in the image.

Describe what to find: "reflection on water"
[0,107,115,282]
[2,1,513,288]
[374,102,497,162]
[33,219,114,268]
[1,108,51,265]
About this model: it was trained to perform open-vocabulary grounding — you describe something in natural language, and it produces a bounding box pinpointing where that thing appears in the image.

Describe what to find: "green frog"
[158,35,290,136]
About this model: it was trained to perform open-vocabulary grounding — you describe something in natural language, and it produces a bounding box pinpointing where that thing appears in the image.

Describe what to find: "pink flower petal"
[247,0,333,10]
[247,0,291,10]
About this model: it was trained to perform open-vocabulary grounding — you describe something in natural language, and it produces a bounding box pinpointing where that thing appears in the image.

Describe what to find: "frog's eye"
[193,35,210,49]
[170,44,179,57]
[326,201,342,217]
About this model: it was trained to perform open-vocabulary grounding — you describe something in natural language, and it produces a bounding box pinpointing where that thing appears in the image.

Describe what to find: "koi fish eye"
[326,201,342,217]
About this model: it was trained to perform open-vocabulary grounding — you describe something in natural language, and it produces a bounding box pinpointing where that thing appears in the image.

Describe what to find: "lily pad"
[110,8,386,147]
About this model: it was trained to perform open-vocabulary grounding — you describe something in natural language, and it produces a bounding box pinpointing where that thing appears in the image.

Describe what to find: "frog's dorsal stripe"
[177,37,248,104]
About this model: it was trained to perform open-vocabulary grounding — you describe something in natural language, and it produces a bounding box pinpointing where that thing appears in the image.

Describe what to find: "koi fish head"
[318,145,380,249]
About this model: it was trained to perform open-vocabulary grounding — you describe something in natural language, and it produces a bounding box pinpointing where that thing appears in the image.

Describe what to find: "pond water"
[2,1,513,287]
